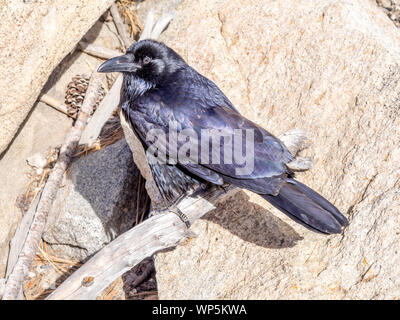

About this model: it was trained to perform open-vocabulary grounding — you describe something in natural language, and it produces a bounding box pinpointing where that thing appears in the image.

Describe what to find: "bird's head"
[98,40,185,86]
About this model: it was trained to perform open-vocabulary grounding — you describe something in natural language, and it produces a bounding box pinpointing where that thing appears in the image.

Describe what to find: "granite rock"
[146,0,400,299]
[43,139,142,261]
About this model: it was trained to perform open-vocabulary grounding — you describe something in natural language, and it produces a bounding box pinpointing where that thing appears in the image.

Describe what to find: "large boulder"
[43,139,142,261]
[146,0,400,299]
[0,0,114,155]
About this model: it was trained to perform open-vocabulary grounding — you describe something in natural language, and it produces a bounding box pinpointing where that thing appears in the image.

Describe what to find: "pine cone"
[65,74,105,117]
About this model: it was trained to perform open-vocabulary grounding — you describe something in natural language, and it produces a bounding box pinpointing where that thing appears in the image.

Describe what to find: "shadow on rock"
[203,190,303,249]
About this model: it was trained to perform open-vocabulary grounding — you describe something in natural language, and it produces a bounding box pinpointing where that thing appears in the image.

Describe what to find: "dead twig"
[78,41,122,60]
[79,75,123,146]
[6,191,42,283]
[2,71,104,300]
[110,3,132,49]
[147,12,175,40]
[46,184,238,300]
[40,94,75,119]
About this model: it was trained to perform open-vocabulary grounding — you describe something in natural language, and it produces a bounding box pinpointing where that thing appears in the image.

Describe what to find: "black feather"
[263,178,348,234]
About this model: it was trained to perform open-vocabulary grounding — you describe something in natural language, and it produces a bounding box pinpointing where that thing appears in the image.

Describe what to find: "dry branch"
[46,185,238,300]
[78,41,122,60]
[1,71,104,300]
[5,191,42,299]
[79,74,123,146]
[119,109,165,205]
[110,3,132,49]
[139,10,155,40]
[40,94,75,119]
[146,12,175,40]
[6,193,41,278]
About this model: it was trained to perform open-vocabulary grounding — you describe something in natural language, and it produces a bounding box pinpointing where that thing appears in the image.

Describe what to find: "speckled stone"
[43,139,141,261]
[141,0,400,299]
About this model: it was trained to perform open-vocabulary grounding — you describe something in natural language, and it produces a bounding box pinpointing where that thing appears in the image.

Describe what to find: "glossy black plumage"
[98,39,348,234]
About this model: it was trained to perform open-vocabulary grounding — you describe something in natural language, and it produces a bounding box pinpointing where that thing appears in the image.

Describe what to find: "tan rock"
[0,102,71,277]
[0,0,114,154]
[0,15,121,277]
[151,0,400,299]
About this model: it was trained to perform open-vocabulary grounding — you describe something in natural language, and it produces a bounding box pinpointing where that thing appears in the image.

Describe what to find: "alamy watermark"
[145,123,255,176]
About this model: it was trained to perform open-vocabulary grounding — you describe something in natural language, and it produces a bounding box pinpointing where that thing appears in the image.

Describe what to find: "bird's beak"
[98,54,141,73]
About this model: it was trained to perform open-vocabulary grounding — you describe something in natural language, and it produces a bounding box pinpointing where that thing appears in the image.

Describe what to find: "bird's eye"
[143,56,152,64]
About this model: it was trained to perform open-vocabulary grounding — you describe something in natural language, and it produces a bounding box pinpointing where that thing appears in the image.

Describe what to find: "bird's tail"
[261,178,348,234]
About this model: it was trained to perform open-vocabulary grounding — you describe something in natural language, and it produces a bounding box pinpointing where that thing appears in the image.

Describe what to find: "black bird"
[98,40,348,234]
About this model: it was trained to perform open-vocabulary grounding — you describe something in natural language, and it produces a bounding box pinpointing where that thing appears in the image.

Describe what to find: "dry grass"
[118,0,143,39]
[23,240,130,300]
[23,241,82,300]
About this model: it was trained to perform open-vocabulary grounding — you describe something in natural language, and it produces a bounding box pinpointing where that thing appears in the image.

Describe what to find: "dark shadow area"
[122,257,157,300]
[203,190,302,249]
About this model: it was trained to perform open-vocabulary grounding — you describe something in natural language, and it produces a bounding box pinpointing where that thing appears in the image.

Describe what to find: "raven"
[98,39,348,234]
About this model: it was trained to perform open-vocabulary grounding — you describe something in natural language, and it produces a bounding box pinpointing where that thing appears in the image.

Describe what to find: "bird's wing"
[124,72,293,192]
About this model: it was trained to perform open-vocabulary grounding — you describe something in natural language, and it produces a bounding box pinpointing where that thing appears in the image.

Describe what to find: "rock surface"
[144,0,400,299]
[0,102,72,277]
[0,0,114,155]
[43,139,141,261]
[0,15,122,277]
[377,0,400,27]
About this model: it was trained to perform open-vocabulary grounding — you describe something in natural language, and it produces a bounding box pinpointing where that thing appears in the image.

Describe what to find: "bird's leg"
[278,128,314,172]
[149,186,199,228]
